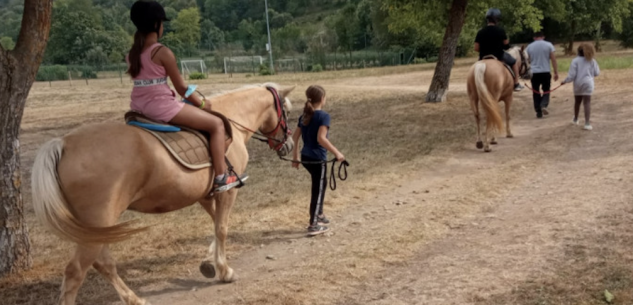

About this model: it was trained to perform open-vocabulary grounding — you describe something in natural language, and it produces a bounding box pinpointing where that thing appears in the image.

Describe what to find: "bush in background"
[36,65,69,81]
[259,64,273,76]
[189,72,207,80]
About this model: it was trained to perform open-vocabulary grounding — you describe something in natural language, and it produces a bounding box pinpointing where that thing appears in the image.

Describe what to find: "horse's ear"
[278,86,296,99]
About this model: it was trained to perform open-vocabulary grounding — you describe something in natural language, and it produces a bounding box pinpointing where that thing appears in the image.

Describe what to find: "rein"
[279,157,350,191]
[524,82,565,95]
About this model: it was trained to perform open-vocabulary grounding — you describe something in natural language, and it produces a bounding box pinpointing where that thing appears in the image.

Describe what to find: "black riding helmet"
[486,8,501,24]
[130,0,170,34]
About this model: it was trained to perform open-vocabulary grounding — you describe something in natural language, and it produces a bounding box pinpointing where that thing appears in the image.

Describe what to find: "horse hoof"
[476,141,483,149]
[484,148,492,153]
[507,134,514,138]
[199,261,216,279]
[491,141,498,145]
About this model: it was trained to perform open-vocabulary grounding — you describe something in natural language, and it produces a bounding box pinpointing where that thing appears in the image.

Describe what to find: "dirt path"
[140,72,633,305]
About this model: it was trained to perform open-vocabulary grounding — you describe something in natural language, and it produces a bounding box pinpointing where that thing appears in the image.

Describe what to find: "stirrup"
[224,157,245,189]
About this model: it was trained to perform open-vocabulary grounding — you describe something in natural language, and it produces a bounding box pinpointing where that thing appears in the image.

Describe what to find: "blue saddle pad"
[127,121,181,132]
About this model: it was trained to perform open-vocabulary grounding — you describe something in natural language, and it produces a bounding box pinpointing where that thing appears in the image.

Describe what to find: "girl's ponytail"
[126,31,145,78]
[302,100,315,125]
[302,85,326,126]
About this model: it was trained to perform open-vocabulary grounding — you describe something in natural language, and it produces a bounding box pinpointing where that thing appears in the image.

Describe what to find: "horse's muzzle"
[276,138,294,157]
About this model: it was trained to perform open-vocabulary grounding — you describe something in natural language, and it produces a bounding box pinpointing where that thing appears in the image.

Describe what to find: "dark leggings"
[574,96,592,123]
[301,155,327,226]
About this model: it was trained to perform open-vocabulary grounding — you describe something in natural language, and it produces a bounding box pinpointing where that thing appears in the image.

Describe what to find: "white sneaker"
[571,118,578,125]
[584,124,593,131]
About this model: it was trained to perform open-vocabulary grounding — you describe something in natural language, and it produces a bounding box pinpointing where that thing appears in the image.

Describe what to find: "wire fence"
[36,48,437,85]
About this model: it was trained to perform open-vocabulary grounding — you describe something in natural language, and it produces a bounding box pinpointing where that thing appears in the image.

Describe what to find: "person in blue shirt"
[291,85,345,236]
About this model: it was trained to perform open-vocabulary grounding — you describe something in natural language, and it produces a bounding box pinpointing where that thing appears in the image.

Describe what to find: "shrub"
[77,66,97,79]
[189,72,207,80]
[259,64,273,76]
[36,65,69,81]
[311,64,323,72]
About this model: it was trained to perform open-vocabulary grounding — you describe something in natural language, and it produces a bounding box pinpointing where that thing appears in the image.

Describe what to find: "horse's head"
[518,45,532,80]
[259,85,295,157]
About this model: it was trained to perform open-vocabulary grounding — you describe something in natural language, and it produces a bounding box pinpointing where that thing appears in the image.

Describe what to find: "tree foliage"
[2,0,632,69]
[384,0,543,49]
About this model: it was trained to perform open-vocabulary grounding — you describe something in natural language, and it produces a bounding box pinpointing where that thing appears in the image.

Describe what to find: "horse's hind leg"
[93,246,147,305]
[505,98,514,138]
[59,244,103,305]
[471,98,483,149]
[484,121,492,153]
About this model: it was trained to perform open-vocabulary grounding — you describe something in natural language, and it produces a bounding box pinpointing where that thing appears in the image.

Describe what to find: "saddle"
[124,111,233,170]
[481,54,516,79]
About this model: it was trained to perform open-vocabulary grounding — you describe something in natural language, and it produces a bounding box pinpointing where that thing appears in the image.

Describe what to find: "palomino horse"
[466,46,531,152]
[31,83,294,305]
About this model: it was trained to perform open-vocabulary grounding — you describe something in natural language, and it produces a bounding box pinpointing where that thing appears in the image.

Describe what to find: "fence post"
[68,70,73,87]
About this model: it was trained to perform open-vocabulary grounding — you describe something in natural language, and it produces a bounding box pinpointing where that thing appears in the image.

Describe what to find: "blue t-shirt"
[298,110,330,160]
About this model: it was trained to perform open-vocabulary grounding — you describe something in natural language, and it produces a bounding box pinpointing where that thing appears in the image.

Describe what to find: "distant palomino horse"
[467,46,531,152]
[31,83,294,305]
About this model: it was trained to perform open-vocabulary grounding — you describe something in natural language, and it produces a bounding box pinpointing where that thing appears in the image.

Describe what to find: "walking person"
[526,31,559,118]
[291,85,345,236]
[562,43,600,130]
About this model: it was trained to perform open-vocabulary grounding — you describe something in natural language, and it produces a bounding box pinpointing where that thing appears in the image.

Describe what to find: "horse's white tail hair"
[473,62,504,132]
[32,138,147,244]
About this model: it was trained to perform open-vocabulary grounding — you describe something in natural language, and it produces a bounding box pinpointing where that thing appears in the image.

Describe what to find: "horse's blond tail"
[32,138,147,244]
[474,62,504,132]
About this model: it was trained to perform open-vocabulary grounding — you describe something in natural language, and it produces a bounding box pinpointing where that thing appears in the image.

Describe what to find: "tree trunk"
[0,0,53,277]
[565,20,577,55]
[425,0,468,103]
[594,21,602,52]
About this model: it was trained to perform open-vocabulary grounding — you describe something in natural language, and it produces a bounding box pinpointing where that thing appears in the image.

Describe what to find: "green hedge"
[36,65,69,81]
[189,72,207,80]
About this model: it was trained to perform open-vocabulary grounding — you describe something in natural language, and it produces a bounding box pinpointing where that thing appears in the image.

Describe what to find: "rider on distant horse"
[474,8,523,92]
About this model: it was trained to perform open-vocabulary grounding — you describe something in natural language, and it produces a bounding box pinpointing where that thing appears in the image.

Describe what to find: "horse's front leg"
[199,198,218,279]
[212,189,238,282]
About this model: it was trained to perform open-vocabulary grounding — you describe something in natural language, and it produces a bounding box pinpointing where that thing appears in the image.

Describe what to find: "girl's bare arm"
[317,125,344,161]
[156,47,206,108]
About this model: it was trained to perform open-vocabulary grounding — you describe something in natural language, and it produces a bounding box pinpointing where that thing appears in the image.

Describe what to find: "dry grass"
[3,50,633,305]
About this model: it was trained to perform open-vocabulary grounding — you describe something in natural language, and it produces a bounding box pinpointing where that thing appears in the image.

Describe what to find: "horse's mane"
[208,82,291,110]
[209,82,280,99]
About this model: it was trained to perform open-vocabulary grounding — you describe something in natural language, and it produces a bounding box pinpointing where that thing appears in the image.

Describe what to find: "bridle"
[227,86,291,151]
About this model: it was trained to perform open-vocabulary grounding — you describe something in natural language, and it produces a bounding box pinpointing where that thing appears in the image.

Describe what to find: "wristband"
[185,85,197,98]
[199,99,205,109]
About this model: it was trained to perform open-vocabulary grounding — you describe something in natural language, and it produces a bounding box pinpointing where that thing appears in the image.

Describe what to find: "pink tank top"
[128,43,184,122]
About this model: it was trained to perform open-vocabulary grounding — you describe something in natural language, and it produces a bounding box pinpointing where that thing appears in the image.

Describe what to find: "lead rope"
[279,157,349,191]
